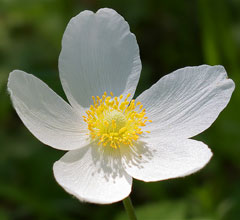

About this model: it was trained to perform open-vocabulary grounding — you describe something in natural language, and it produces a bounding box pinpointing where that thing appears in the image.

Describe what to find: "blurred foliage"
[0,0,240,219]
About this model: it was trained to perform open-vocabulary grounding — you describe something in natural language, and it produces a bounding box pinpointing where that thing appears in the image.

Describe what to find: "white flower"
[8,8,235,204]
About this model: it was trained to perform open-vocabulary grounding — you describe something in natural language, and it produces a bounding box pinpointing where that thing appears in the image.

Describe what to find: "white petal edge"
[136,65,235,139]
[8,70,89,151]
[121,138,212,182]
[59,8,141,110]
[53,144,132,204]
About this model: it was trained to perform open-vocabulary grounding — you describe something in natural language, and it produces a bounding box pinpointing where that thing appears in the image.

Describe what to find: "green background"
[0,0,240,219]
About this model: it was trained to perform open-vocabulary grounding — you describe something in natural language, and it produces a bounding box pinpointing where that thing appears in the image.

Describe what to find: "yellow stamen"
[83,92,151,149]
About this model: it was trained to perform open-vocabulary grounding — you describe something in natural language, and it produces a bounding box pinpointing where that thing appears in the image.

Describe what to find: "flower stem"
[122,196,137,220]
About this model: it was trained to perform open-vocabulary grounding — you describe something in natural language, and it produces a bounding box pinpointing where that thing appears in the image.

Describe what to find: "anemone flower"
[8,8,235,205]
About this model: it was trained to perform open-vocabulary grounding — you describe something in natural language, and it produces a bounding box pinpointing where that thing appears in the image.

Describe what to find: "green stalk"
[122,196,137,220]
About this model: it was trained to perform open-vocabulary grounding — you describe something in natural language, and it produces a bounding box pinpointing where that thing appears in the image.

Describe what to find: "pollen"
[83,92,151,149]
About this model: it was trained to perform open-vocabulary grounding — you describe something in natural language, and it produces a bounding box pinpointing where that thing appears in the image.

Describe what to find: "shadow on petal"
[120,140,155,170]
[90,144,126,183]
[54,142,132,204]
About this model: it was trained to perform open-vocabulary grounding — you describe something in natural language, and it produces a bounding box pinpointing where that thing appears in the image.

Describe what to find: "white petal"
[137,65,235,139]
[53,144,132,204]
[59,8,141,109]
[121,138,212,182]
[8,70,89,151]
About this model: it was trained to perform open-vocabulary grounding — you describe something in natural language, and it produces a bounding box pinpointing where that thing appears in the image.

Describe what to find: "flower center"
[83,92,151,149]
[104,109,126,131]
